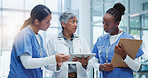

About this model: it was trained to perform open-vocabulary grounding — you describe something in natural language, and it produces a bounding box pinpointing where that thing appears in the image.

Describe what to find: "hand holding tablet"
[68,53,96,62]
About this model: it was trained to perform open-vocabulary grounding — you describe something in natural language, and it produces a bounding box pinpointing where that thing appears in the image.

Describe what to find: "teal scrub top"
[8,26,46,78]
[92,32,144,78]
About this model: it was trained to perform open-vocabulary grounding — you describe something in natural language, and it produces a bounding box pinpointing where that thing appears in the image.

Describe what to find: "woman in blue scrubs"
[92,3,144,78]
[8,5,70,78]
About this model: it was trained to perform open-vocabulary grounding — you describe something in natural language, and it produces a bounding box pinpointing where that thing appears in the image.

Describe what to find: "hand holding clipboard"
[111,38,143,67]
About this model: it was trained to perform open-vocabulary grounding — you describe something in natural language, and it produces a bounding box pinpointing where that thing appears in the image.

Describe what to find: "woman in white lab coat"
[46,11,95,78]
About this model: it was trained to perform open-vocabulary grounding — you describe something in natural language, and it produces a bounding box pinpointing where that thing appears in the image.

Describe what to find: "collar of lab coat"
[57,32,80,48]
[57,32,79,39]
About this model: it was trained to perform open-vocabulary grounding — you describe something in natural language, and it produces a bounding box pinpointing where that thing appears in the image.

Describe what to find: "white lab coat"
[46,33,95,78]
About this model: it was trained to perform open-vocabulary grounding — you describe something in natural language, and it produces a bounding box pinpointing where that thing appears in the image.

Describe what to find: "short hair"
[106,3,125,23]
[59,11,77,30]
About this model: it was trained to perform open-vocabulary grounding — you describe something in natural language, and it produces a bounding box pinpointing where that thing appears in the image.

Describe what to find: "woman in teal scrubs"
[92,3,144,78]
[8,5,70,78]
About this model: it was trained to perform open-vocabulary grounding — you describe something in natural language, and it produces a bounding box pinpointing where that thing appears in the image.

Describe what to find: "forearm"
[20,53,56,69]
[123,55,141,71]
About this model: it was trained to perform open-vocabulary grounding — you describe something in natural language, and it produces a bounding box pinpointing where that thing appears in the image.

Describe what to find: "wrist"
[99,64,103,71]
[82,63,88,66]
[81,61,88,66]
[55,54,58,63]
[122,54,127,60]
[82,64,87,70]
[82,62,87,66]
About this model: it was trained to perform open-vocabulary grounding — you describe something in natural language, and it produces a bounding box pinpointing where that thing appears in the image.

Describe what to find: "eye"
[105,24,109,26]
[72,20,75,23]
[102,21,109,26]
[102,21,104,24]
[46,20,50,23]
[76,20,78,24]
[106,23,109,26]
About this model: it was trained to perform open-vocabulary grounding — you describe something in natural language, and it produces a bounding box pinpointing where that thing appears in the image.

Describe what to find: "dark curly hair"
[106,3,125,23]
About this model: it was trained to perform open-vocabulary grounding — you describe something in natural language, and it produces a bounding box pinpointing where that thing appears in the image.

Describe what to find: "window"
[119,17,128,32]
[92,6,103,22]
[0,0,65,78]
[25,0,44,10]
[45,0,59,12]
[93,26,103,44]
[130,0,148,14]
[3,0,23,9]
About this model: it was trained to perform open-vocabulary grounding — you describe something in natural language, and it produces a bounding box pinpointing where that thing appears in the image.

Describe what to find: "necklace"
[106,30,121,63]
[28,25,43,57]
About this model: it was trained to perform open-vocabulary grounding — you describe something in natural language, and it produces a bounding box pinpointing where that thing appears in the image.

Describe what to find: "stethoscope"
[58,37,81,54]
[58,37,74,54]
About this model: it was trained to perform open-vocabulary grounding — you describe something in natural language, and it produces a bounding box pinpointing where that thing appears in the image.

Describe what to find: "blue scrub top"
[8,26,46,78]
[92,32,144,78]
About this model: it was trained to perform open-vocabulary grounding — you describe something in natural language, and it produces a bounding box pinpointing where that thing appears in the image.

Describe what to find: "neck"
[30,24,39,34]
[110,28,120,35]
[62,30,72,40]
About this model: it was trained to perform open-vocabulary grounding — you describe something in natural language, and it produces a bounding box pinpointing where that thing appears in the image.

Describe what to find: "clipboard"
[111,38,143,67]
[68,53,96,62]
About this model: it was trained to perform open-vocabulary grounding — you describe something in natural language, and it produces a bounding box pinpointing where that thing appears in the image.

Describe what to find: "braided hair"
[106,3,125,23]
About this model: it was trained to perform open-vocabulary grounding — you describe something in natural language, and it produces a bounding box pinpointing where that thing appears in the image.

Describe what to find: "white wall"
[0,26,1,56]
[70,0,93,77]
[70,0,93,50]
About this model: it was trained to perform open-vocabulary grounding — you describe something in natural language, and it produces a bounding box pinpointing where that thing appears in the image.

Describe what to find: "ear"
[34,19,40,26]
[62,22,66,28]
[116,22,120,27]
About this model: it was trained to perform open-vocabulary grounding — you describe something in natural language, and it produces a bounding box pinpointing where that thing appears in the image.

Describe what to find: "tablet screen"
[68,53,96,62]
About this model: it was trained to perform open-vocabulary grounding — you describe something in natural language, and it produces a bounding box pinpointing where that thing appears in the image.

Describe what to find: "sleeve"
[45,37,58,71]
[80,36,90,54]
[80,37,93,71]
[92,39,99,59]
[20,53,57,71]
[14,32,32,56]
[123,55,141,71]
[135,48,144,58]
[46,38,54,56]
[123,33,144,71]
[87,57,100,71]
[86,38,100,71]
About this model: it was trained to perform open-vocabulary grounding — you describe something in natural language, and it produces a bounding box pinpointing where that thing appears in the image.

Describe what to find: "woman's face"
[38,14,52,31]
[63,17,78,34]
[103,13,119,35]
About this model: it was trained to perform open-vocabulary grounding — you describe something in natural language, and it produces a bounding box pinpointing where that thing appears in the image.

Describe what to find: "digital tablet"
[68,53,96,62]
